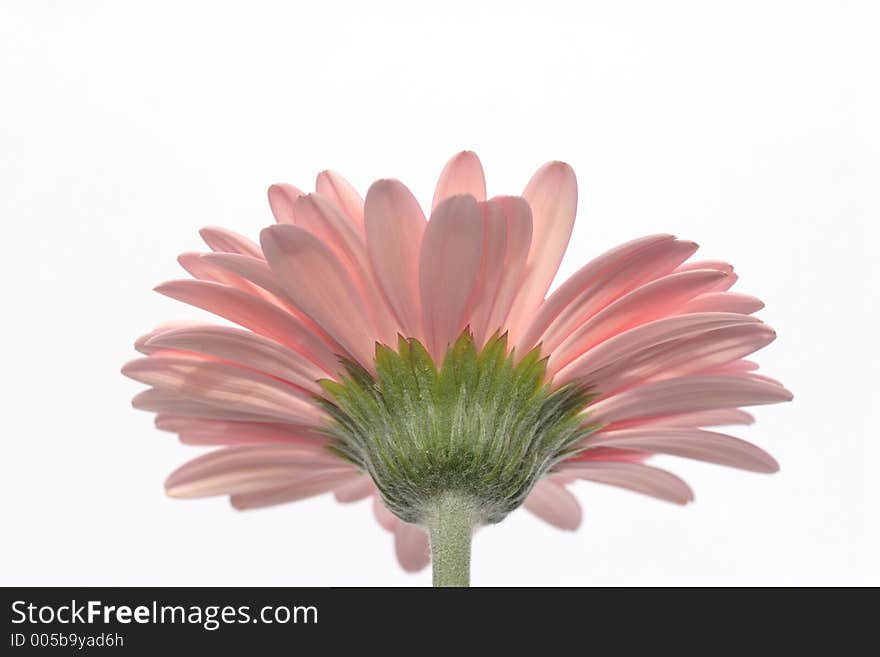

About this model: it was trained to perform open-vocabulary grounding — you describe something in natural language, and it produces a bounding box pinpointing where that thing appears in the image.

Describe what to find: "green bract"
[319,331,598,525]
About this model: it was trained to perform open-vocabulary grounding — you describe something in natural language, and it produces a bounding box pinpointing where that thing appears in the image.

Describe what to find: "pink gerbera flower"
[124,151,791,586]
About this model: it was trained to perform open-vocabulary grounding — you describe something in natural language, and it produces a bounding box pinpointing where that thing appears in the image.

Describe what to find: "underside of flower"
[124,150,793,583]
[319,331,596,525]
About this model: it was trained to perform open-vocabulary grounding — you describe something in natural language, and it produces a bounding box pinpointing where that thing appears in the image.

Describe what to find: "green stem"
[425,492,476,587]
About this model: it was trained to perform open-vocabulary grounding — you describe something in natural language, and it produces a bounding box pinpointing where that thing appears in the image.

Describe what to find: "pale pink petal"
[582,428,778,473]
[643,326,775,384]
[573,446,649,462]
[504,162,578,341]
[587,375,793,425]
[394,521,431,572]
[523,480,582,530]
[419,195,484,359]
[145,325,324,394]
[198,252,296,307]
[154,279,340,374]
[528,239,699,357]
[469,197,532,346]
[135,321,206,354]
[181,251,320,316]
[291,194,399,344]
[122,357,324,426]
[333,476,376,503]
[133,388,273,423]
[231,470,360,510]
[199,227,264,259]
[165,445,353,498]
[558,461,694,504]
[467,201,506,345]
[372,496,397,532]
[364,179,427,339]
[549,269,728,373]
[517,235,676,353]
[714,273,738,292]
[675,260,733,275]
[675,260,738,291]
[267,183,304,224]
[432,151,487,209]
[679,292,764,315]
[582,323,777,395]
[484,197,533,341]
[177,252,275,302]
[556,312,763,385]
[703,360,761,376]
[155,416,329,446]
[178,252,228,283]
[602,408,756,431]
[260,224,376,367]
[315,170,365,235]
[292,194,364,259]
[744,372,786,387]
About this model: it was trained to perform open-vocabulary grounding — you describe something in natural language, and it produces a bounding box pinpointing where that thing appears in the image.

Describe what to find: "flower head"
[124,151,791,583]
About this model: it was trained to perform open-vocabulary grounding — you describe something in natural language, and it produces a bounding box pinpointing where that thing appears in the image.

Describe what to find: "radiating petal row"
[126,151,790,573]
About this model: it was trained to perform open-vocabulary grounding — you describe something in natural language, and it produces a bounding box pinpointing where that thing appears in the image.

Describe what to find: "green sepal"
[318,329,597,525]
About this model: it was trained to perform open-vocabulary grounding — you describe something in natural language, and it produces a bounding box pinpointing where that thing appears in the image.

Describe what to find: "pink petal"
[485,197,533,341]
[467,201,507,346]
[333,476,376,503]
[135,321,206,354]
[155,416,328,446]
[523,480,582,530]
[291,194,399,344]
[713,274,738,292]
[394,521,431,572]
[154,279,340,374]
[571,446,649,463]
[199,227,264,259]
[292,194,364,256]
[558,461,694,504]
[675,261,738,291]
[260,224,376,367]
[587,375,793,425]
[315,170,365,235]
[705,359,760,374]
[582,322,777,396]
[432,151,487,209]
[178,252,228,283]
[582,428,778,472]
[549,269,729,373]
[556,312,763,385]
[679,292,764,314]
[122,357,324,426]
[517,234,676,353]
[529,239,699,357]
[675,259,733,275]
[603,408,756,430]
[659,408,756,427]
[231,470,360,510]
[133,388,274,423]
[198,252,292,303]
[267,183,304,224]
[504,162,578,342]
[177,253,275,302]
[744,372,786,387]
[419,195,484,360]
[469,197,532,346]
[145,325,324,394]
[165,445,352,498]
[372,496,397,532]
[364,179,427,339]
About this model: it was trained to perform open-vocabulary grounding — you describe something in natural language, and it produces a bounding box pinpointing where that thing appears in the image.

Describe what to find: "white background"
[1,1,877,586]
